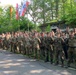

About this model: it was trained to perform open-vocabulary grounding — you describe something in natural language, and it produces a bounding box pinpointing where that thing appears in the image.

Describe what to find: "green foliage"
[60,0,76,27]
[46,24,50,32]
[19,17,35,31]
[0,5,35,33]
[29,0,76,28]
[36,26,42,32]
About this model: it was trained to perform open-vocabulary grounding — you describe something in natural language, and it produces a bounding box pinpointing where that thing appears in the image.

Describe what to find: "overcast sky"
[0,0,22,7]
[0,0,32,21]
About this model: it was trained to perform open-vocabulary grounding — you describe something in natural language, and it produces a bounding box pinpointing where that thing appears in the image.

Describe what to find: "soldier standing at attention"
[45,32,54,63]
[39,32,46,60]
[22,33,27,55]
[12,33,17,53]
[26,33,30,56]
[54,33,64,67]
[49,32,54,64]
[44,32,49,62]
[61,33,68,60]
[5,32,10,50]
[1,33,5,49]
[34,32,41,59]
[67,31,76,67]
[10,32,14,52]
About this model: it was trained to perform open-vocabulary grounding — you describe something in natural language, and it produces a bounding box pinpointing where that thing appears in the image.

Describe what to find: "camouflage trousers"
[45,47,50,62]
[10,43,13,52]
[0,42,2,48]
[33,47,40,59]
[50,49,53,64]
[54,49,64,66]
[67,47,76,66]
[40,47,45,60]
[12,43,17,53]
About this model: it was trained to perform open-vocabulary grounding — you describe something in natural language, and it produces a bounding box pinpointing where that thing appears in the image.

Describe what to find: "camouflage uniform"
[33,37,40,59]
[12,35,17,53]
[0,36,2,48]
[10,36,13,52]
[4,36,7,49]
[54,36,64,66]
[2,36,6,49]
[44,36,49,62]
[20,35,25,54]
[29,36,34,57]
[1,34,5,49]
[17,35,22,53]
[28,37,33,56]
[22,35,27,55]
[26,36,30,56]
[5,35,10,50]
[39,36,46,60]
[67,36,76,67]
[48,36,54,63]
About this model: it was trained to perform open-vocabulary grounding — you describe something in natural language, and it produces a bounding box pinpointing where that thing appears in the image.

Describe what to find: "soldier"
[56,28,62,34]
[29,33,35,57]
[12,33,17,53]
[33,32,40,59]
[44,32,50,62]
[28,33,33,57]
[61,33,68,60]
[0,34,2,48]
[10,34,13,52]
[54,33,64,67]
[49,32,54,64]
[74,28,76,36]
[3,33,9,50]
[10,32,14,52]
[65,27,70,34]
[39,32,46,60]
[5,33,9,49]
[67,31,76,67]
[1,33,5,49]
[17,32,22,53]
[45,32,54,63]
[22,33,27,55]
[19,32,25,54]
[26,34,31,56]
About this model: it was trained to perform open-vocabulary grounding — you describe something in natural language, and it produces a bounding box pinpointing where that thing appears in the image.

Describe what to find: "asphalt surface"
[0,49,76,75]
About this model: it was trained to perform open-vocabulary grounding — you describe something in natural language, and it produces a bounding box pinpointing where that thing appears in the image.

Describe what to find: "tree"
[29,0,66,24]
[0,5,35,33]
[60,0,76,27]
[46,24,51,32]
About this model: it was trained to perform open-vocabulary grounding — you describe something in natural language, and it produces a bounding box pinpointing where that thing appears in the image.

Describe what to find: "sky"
[0,0,22,7]
[0,0,32,21]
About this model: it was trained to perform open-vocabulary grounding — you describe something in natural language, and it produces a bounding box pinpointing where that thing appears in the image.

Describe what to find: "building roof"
[39,21,66,28]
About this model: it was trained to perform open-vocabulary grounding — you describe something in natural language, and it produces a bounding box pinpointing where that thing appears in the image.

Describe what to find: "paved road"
[0,49,76,75]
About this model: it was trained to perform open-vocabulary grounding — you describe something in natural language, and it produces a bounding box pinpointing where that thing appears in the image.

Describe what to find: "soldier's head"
[69,31,74,38]
[34,32,38,37]
[41,32,44,37]
[56,33,61,38]
[46,32,50,37]
[73,28,76,33]
[31,33,35,38]
[51,31,55,37]
[66,26,69,32]
[37,33,40,37]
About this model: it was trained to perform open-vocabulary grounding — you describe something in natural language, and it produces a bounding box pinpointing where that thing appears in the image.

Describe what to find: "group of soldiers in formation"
[0,27,76,67]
